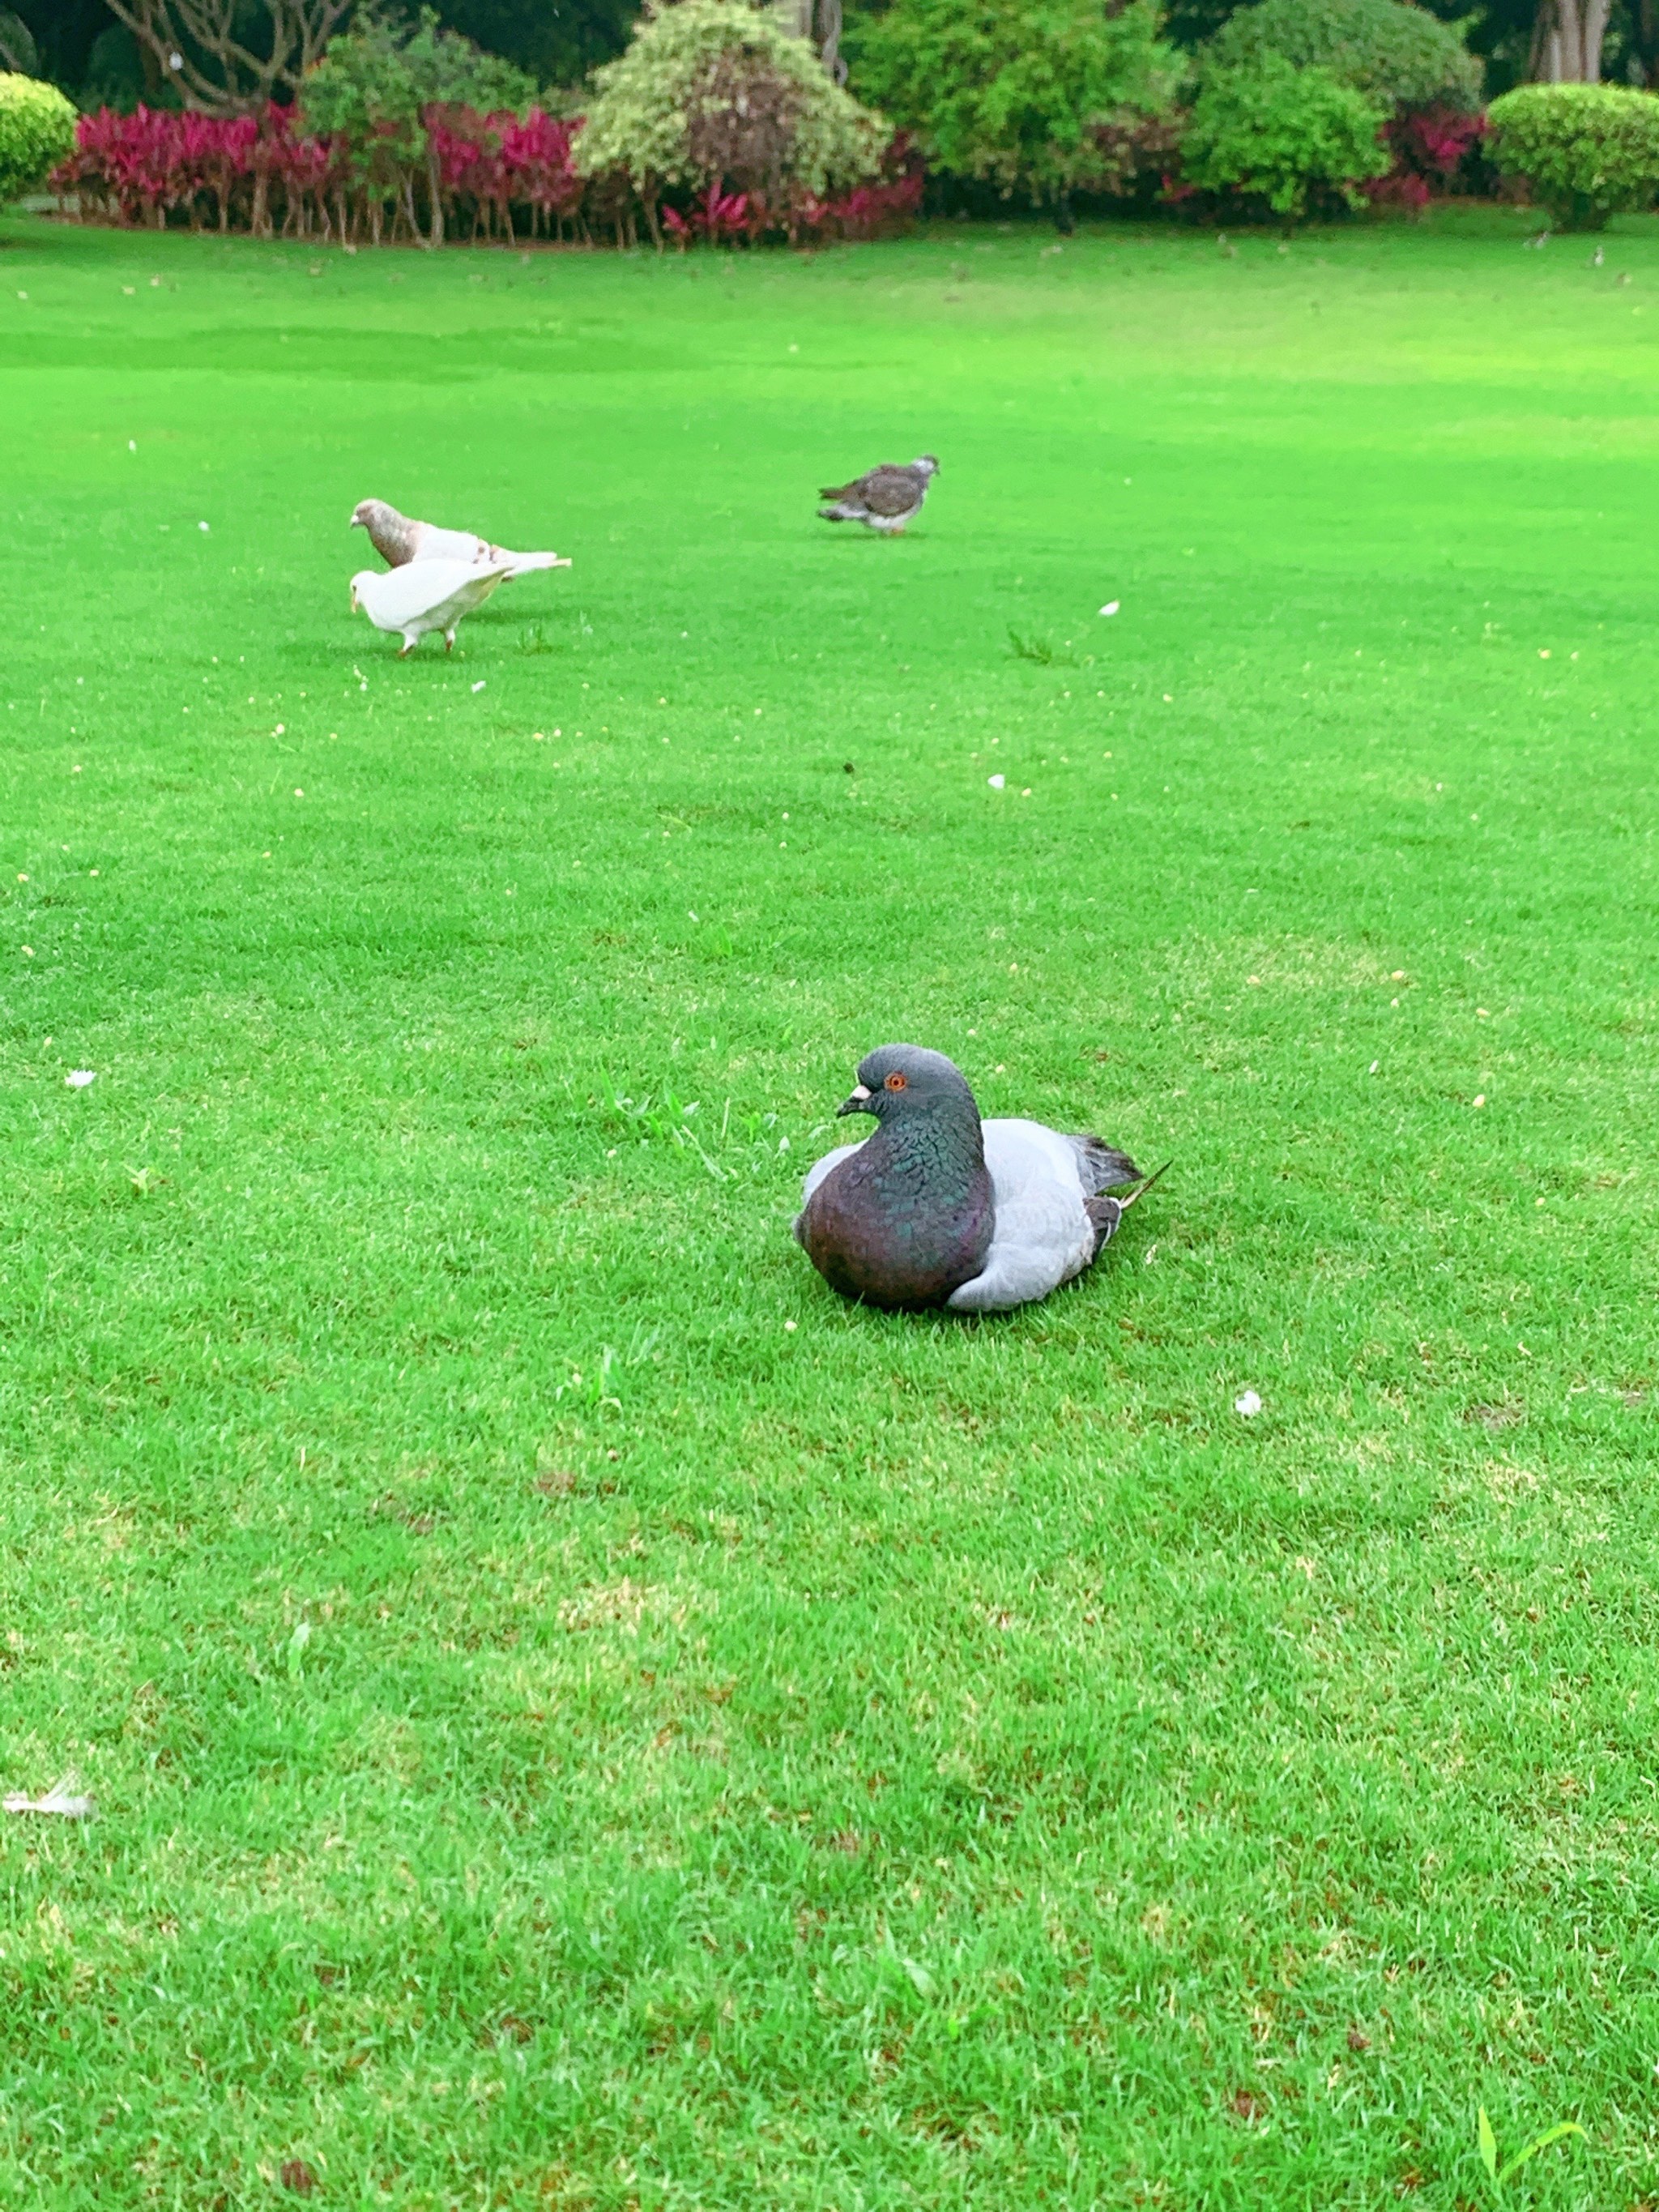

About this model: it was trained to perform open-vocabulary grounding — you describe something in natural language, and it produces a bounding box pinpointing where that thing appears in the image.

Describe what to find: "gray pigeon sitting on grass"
[817,455,939,535]
[795,1044,1165,1313]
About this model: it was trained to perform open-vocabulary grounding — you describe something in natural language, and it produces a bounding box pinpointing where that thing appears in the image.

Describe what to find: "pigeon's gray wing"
[945,1119,1094,1313]
[798,1142,863,1211]
[854,466,924,517]
[1068,1134,1141,1195]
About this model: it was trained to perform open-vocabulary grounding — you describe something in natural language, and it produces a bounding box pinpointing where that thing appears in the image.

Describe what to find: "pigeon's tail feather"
[1070,1135,1142,1195]
[820,481,856,501]
[501,550,572,576]
[818,502,861,524]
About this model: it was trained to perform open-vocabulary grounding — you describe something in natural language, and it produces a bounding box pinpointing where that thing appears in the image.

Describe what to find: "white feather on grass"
[5,1773,96,1819]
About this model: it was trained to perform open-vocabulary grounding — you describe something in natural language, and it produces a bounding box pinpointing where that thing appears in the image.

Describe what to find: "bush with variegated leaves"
[577,0,886,224]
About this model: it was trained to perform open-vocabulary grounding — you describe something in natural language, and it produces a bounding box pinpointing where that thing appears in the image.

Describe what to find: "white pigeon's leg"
[399,632,417,658]
[444,628,456,654]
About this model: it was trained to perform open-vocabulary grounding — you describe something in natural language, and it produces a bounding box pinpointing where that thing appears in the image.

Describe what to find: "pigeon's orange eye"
[885,1071,907,1091]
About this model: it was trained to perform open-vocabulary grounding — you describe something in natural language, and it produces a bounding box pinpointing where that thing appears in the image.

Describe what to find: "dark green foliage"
[10,0,113,96]
[847,0,1177,209]
[1181,52,1386,216]
[1202,0,1483,113]
[437,0,642,93]
[0,10,36,74]
[79,22,151,110]
[1486,81,1659,228]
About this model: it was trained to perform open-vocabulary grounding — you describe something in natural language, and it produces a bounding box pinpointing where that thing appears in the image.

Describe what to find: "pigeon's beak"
[349,511,363,528]
[837,1083,872,1118]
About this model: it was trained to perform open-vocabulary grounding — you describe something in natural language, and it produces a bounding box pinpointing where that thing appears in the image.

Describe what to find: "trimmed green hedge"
[1486,83,1659,231]
[1202,0,1481,115]
[0,72,77,207]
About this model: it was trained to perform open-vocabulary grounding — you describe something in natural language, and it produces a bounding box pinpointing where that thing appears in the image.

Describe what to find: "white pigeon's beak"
[837,1083,872,1118]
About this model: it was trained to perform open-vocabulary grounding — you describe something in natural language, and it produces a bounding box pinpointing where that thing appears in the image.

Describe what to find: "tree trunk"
[424,151,443,248]
[1531,0,1612,79]
[817,0,847,83]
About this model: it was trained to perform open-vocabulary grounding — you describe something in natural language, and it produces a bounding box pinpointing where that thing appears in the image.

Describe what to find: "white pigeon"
[796,1043,1166,1313]
[351,558,516,656]
[350,497,570,579]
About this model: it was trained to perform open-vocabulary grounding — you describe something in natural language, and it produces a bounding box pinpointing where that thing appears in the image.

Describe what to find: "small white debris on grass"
[1099,601,1120,617]
[66,1070,96,1088]
[1369,1060,1380,1074]
[1473,1094,1486,1108]
[4,1776,95,1821]
[1235,1390,1263,1417]
[471,681,486,694]
[987,774,1005,789]
[784,1319,797,1330]
[198,520,210,532]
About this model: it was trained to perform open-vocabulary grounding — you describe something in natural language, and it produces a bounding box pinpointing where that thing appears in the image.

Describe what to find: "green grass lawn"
[2,203,1657,2210]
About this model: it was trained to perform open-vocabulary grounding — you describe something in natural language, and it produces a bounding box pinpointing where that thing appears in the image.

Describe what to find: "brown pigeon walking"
[795,1044,1165,1313]
[817,455,940,535]
[350,498,570,578]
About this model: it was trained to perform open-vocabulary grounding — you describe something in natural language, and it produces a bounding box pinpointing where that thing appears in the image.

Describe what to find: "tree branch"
[100,0,352,113]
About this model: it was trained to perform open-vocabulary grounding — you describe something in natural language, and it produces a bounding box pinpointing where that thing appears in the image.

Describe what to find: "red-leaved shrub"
[51,102,921,249]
